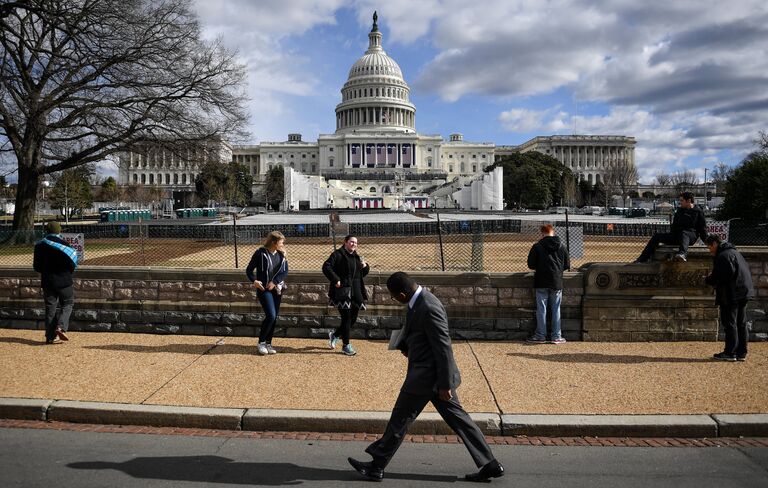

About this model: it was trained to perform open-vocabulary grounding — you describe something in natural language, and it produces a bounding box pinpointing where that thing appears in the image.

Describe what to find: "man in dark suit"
[348,272,504,482]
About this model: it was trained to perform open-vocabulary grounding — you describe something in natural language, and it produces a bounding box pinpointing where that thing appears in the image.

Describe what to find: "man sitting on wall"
[634,191,707,263]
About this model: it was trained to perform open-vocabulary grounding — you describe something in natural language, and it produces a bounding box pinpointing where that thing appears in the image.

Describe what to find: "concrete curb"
[502,414,718,438]
[711,414,768,437]
[48,400,245,430]
[0,398,53,421]
[1,398,767,438]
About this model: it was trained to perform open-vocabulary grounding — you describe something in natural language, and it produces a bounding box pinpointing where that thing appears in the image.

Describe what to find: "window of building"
[302,153,306,158]
[182,174,186,184]
[149,174,154,184]
[449,154,453,158]
[472,165,477,172]
[278,153,282,158]
[427,157,432,167]
[133,174,138,183]
[141,174,146,184]
[311,164,316,172]
[472,154,477,158]
[460,154,464,159]
[460,163,465,172]
[410,186,417,191]
[268,153,273,158]
[356,187,363,191]
[427,147,432,152]
[290,154,294,159]
[449,165,454,172]
[329,157,334,167]
[369,186,376,193]
[329,147,334,152]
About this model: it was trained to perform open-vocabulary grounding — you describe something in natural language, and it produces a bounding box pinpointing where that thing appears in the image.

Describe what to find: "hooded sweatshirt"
[527,235,571,289]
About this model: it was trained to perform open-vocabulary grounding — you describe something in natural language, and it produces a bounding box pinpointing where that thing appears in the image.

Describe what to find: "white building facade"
[117,13,635,210]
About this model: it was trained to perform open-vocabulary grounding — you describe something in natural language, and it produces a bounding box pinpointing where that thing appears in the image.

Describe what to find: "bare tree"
[670,170,699,193]
[710,162,733,195]
[755,130,768,153]
[604,159,638,207]
[655,172,671,197]
[0,0,248,230]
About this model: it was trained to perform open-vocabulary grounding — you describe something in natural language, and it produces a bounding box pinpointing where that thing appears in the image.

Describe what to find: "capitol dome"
[335,12,416,134]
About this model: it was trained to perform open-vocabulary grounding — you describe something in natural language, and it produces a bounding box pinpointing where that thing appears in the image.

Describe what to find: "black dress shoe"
[348,457,384,481]
[466,459,504,482]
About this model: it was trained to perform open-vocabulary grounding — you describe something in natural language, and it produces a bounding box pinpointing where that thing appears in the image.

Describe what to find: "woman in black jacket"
[322,235,370,356]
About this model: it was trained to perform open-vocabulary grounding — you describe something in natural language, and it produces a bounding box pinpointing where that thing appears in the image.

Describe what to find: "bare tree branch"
[1,0,249,229]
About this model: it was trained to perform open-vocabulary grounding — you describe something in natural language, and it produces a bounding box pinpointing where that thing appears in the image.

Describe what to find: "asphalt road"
[1,428,767,487]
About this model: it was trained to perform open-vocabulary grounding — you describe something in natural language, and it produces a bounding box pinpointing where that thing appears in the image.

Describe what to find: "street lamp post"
[703,168,708,207]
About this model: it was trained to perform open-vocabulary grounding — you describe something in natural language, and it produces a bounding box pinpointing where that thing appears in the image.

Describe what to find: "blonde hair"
[263,231,285,250]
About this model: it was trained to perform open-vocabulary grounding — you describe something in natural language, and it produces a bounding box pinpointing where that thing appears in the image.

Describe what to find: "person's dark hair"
[387,272,417,295]
[680,191,695,203]
[344,234,357,242]
[705,234,722,246]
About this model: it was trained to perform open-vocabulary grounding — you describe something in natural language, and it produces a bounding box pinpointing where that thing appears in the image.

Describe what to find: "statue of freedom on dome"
[372,11,378,32]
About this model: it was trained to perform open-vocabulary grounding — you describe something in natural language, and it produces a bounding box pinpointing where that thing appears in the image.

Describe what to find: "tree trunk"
[13,163,40,232]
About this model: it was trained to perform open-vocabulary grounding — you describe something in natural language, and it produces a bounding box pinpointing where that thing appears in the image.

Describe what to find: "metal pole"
[564,208,571,260]
[436,211,445,271]
[703,168,708,205]
[232,213,239,268]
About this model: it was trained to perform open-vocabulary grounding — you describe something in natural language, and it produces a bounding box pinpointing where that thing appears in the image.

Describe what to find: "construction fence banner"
[706,221,729,242]
[60,233,85,262]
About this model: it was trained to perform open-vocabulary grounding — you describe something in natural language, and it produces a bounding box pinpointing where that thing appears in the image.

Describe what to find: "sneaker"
[672,253,687,262]
[45,337,62,345]
[55,328,69,341]
[525,336,547,344]
[713,352,736,362]
[342,344,357,356]
[550,337,567,344]
[736,355,747,362]
[266,344,277,355]
[328,331,339,349]
[256,342,269,356]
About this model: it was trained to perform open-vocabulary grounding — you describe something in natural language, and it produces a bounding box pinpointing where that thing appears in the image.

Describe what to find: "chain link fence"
[1,214,766,273]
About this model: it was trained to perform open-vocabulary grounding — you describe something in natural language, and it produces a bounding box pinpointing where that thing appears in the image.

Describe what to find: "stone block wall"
[1,246,766,341]
[0,268,583,341]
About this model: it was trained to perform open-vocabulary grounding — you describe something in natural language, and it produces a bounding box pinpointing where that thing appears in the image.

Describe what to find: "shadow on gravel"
[0,337,45,346]
[508,352,714,363]
[68,455,459,484]
[81,343,334,356]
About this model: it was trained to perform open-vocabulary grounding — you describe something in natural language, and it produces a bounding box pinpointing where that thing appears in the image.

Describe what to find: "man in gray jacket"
[347,272,504,482]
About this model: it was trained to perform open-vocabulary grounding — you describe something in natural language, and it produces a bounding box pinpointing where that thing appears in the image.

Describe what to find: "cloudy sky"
[192,0,767,183]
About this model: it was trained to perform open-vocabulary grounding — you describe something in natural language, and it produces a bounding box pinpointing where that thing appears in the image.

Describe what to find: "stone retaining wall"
[1,247,766,341]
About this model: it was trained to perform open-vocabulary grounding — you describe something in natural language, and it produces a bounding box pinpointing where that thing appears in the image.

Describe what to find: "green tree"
[265,165,285,211]
[195,161,253,207]
[489,151,572,209]
[0,0,247,230]
[578,179,593,206]
[48,166,94,218]
[717,152,768,220]
[100,177,119,204]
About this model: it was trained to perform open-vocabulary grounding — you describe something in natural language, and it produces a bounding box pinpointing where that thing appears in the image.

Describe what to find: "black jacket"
[527,235,570,289]
[705,242,754,306]
[33,234,76,289]
[322,247,370,302]
[398,289,461,394]
[671,206,708,241]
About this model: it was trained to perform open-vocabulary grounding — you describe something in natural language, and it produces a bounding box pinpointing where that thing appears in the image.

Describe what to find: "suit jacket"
[397,289,461,395]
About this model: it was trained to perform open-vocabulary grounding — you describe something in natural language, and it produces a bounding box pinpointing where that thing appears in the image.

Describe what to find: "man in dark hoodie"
[705,235,754,362]
[33,221,78,344]
[526,224,570,343]
[635,191,707,263]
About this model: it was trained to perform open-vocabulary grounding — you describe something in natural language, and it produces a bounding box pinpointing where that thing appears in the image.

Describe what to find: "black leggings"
[334,306,360,345]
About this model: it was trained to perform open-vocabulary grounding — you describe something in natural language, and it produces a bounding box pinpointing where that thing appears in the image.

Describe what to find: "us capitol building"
[118,13,636,210]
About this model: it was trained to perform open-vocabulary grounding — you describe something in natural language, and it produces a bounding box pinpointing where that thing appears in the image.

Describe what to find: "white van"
[584,206,605,216]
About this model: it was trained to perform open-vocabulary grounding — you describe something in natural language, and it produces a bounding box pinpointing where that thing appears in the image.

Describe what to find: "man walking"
[526,224,570,343]
[635,191,707,263]
[33,221,78,344]
[347,272,504,482]
[705,235,754,361]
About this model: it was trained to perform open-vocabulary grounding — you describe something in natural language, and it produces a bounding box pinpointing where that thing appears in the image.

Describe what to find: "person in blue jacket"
[246,231,288,356]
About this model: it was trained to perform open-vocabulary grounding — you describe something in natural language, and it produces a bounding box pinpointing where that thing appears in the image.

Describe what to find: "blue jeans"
[257,290,281,343]
[534,288,562,340]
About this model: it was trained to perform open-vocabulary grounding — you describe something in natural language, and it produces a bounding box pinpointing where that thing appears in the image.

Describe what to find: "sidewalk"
[1,329,767,437]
